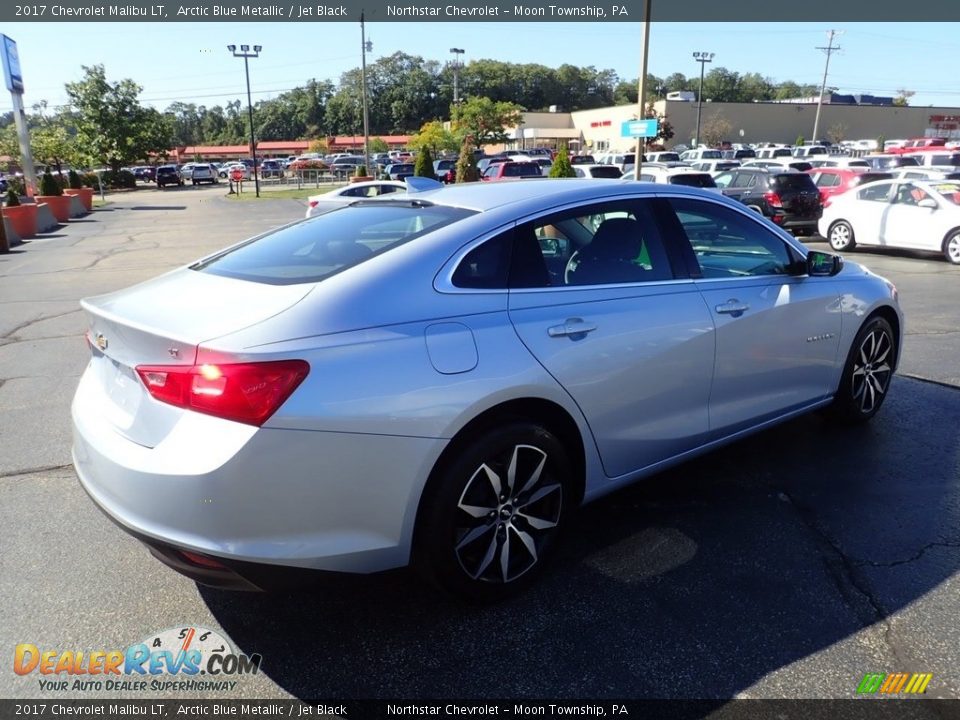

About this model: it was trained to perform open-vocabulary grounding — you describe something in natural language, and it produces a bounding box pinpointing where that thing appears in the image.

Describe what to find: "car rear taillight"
[308,200,318,208]
[763,191,783,208]
[136,360,309,426]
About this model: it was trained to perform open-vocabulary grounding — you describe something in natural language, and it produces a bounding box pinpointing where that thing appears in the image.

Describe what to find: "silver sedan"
[72,179,903,601]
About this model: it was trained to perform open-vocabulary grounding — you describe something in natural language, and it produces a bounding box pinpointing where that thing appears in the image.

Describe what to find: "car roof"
[408,178,733,213]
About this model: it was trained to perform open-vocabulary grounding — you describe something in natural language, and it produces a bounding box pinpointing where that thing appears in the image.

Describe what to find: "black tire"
[829,316,896,423]
[192,180,197,186]
[415,422,572,602]
[943,230,960,265]
[828,220,856,252]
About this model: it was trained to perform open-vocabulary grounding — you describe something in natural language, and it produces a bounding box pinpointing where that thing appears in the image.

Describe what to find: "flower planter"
[64,187,94,211]
[35,195,71,223]
[2,203,37,238]
[349,175,374,183]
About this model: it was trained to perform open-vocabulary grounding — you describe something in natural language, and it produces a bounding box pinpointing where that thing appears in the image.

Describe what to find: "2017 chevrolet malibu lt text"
[72,179,902,601]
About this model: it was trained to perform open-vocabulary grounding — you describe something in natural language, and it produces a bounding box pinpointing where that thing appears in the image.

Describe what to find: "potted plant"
[350,164,373,183]
[2,188,37,239]
[63,169,94,211]
[36,171,71,223]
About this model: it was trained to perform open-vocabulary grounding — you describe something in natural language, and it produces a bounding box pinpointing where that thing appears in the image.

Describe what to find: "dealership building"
[505,97,960,153]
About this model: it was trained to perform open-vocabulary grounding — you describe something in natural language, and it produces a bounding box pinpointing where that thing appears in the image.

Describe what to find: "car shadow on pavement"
[200,376,960,699]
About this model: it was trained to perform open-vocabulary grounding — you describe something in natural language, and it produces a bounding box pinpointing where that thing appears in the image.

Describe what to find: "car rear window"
[774,174,818,192]
[669,173,717,188]
[856,173,893,185]
[194,203,475,286]
[504,163,542,177]
[590,166,623,179]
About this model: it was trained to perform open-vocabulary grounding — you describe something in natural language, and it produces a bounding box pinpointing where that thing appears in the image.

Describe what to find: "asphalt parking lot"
[2,184,959,702]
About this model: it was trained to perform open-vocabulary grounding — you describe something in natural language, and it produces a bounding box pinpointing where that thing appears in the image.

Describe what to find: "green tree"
[65,65,173,170]
[549,142,576,178]
[452,97,523,150]
[369,137,389,153]
[454,138,480,183]
[32,126,78,176]
[414,146,436,179]
[410,120,458,155]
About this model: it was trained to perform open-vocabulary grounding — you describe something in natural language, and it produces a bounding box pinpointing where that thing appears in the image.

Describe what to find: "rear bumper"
[72,365,445,580]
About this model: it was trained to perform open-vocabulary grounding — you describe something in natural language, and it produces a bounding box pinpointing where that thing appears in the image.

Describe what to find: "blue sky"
[2,22,958,114]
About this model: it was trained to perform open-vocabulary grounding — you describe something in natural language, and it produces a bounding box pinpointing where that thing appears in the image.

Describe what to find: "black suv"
[712,167,822,235]
[156,165,183,188]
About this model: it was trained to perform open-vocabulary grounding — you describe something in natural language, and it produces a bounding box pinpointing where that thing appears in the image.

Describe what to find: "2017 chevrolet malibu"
[72,179,902,601]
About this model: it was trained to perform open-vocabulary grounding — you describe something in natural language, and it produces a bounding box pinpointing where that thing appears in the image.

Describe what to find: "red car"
[806,168,893,205]
[480,161,543,181]
[888,137,947,155]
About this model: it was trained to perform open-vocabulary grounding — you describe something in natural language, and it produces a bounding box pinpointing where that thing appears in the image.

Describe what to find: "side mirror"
[806,250,843,277]
[918,197,938,209]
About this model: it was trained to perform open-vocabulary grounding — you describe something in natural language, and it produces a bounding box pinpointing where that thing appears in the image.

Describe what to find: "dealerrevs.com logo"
[14,626,262,692]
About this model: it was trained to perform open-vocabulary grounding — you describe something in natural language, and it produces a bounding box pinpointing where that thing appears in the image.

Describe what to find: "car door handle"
[715,300,750,317]
[548,319,598,337]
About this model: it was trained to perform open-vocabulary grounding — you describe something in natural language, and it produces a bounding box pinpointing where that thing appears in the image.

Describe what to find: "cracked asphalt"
[2,185,959,702]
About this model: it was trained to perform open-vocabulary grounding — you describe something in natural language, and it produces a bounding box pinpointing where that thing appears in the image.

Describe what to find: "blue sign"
[621,119,658,138]
[1,35,23,93]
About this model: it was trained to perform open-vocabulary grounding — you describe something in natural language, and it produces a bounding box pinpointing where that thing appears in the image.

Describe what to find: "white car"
[190,164,218,186]
[888,167,960,182]
[819,178,960,264]
[622,164,719,191]
[304,180,407,218]
[689,159,740,173]
[679,149,724,162]
[808,158,872,170]
[572,164,623,179]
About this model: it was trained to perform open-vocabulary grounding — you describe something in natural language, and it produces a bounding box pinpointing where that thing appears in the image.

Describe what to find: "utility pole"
[632,0,652,180]
[360,13,372,175]
[812,29,842,144]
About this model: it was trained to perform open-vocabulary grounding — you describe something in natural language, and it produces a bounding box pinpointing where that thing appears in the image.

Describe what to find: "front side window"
[666,198,795,278]
[451,200,675,290]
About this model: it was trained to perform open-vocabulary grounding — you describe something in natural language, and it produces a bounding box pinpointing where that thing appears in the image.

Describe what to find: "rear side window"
[195,203,474,286]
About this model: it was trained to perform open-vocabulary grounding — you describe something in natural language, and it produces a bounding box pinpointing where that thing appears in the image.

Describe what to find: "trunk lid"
[80,268,313,447]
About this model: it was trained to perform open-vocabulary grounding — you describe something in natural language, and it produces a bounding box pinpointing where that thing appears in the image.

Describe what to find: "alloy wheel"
[851,327,893,414]
[454,444,563,584]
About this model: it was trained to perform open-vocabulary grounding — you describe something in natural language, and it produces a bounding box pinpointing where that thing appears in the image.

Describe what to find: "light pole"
[360,13,372,174]
[692,51,714,149]
[227,44,261,197]
[450,48,465,106]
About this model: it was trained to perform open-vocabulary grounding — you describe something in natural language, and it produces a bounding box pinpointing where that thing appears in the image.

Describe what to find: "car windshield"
[194,203,475,286]
[932,182,960,205]
[701,151,723,159]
